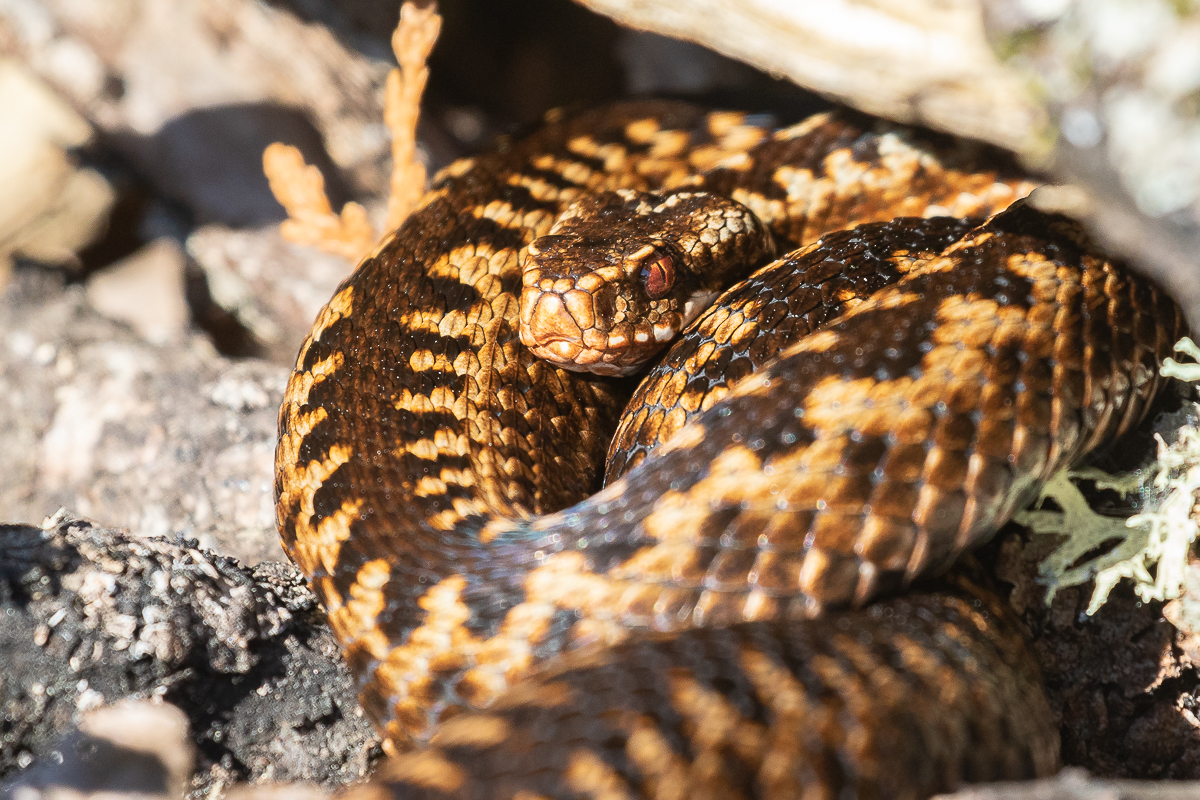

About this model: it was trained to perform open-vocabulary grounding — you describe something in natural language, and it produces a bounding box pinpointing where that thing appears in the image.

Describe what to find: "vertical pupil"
[642,252,672,299]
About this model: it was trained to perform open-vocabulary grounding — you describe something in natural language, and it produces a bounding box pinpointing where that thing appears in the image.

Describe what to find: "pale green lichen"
[1163,336,1200,382]
[1015,337,1200,615]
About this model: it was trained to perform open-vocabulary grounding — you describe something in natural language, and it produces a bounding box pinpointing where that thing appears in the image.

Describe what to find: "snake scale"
[274,100,1184,799]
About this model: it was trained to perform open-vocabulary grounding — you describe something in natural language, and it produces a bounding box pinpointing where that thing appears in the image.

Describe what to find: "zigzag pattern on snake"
[273,100,1184,799]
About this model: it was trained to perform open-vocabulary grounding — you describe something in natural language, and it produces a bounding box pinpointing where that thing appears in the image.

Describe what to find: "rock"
[3,700,193,800]
[0,59,114,286]
[186,224,356,366]
[576,0,1200,332]
[85,238,190,345]
[985,0,1200,340]
[576,0,1042,151]
[0,267,284,565]
[937,768,1200,799]
[0,513,377,796]
[0,0,396,224]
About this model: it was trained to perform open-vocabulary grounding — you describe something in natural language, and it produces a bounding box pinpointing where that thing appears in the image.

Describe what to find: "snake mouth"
[519,283,716,375]
[520,332,661,376]
[526,339,639,376]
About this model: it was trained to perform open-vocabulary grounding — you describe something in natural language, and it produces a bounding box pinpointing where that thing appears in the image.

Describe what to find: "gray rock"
[0,513,377,796]
[86,238,191,345]
[3,700,193,800]
[0,266,284,566]
[186,225,355,367]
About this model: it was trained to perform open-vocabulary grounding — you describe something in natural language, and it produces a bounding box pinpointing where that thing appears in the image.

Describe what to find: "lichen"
[1015,337,1200,614]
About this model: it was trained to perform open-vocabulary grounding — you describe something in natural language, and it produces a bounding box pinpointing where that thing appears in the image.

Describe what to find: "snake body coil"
[275,101,1183,798]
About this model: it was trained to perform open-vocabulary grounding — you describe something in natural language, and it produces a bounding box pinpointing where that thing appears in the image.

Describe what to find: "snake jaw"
[519,292,665,376]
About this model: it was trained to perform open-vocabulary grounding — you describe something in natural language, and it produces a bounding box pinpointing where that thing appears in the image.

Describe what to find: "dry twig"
[262,143,375,262]
[262,1,442,262]
[386,1,442,231]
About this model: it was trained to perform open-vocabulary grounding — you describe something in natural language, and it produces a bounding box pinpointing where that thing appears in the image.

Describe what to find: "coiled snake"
[274,101,1184,799]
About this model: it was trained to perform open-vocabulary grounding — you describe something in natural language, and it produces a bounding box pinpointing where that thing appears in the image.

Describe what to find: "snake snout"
[519,283,652,376]
[520,287,586,361]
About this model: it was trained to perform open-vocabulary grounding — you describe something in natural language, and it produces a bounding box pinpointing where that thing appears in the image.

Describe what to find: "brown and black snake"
[274,100,1185,799]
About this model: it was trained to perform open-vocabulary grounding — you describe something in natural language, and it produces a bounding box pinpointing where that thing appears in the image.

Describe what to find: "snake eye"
[639,249,675,300]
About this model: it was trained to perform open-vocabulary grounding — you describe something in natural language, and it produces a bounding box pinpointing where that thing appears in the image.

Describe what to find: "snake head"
[520,189,774,375]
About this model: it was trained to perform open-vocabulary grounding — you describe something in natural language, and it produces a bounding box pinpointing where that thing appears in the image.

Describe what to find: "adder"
[275,100,1184,799]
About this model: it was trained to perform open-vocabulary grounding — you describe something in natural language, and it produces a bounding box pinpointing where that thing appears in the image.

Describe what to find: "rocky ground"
[1,0,1198,798]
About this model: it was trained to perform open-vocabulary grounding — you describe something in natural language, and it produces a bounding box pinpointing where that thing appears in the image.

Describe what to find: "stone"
[85,238,190,345]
